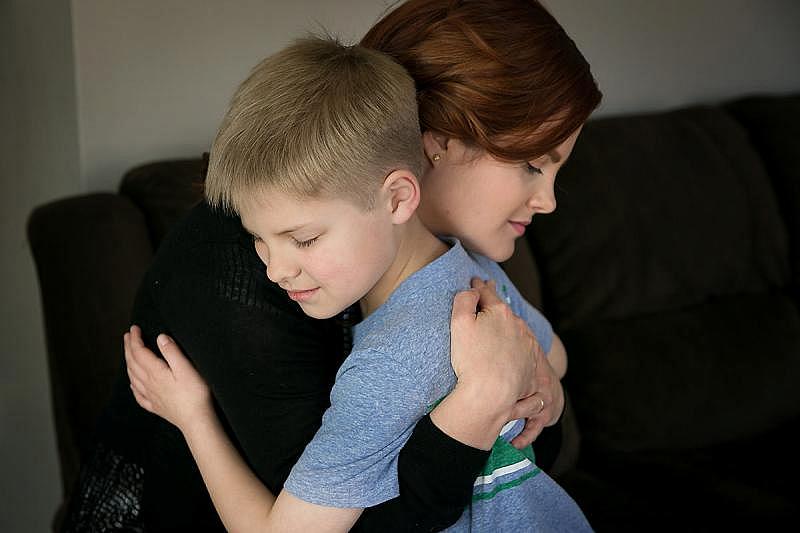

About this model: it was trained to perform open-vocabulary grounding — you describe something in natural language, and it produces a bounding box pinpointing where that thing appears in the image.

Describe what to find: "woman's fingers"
[508,393,550,448]
[470,278,504,311]
[511,417,546,449]
[451,288,480,322]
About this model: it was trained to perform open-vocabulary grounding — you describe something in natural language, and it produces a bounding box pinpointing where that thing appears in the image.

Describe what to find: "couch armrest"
[726,93,800,300]
[27,192,153,496]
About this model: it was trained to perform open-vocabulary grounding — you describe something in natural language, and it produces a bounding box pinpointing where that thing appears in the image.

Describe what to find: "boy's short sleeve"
[482,258,554,354]
[283,349,430,508]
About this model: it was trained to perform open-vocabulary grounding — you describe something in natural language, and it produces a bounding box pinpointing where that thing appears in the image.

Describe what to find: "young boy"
[126,37,590,532]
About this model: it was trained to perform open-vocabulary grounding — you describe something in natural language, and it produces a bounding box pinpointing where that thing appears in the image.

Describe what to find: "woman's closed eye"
[526,162,543,175]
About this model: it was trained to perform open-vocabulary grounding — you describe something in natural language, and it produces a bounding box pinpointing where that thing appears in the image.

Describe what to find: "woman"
[63,1,600,531]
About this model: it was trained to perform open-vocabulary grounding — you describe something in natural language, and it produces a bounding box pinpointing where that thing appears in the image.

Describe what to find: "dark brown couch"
[29,92,800,531]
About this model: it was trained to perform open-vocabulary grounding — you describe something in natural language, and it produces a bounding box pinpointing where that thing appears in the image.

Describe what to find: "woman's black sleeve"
[352,416,490,532]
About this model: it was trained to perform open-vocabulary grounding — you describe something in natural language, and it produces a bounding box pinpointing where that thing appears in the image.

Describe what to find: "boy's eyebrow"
[241,222,307,239]
[276,225,306,236]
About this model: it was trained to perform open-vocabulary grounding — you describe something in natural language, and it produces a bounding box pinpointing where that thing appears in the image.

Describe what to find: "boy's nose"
[266,255,301,284]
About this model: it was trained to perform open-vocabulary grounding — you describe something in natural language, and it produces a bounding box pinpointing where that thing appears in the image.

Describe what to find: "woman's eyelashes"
[526,162,543,175]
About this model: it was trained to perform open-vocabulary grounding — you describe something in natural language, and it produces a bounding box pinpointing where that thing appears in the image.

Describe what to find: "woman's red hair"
[361,0,601,162]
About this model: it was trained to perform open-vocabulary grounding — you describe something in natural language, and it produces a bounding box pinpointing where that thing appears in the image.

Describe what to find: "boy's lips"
[286,288,319,302]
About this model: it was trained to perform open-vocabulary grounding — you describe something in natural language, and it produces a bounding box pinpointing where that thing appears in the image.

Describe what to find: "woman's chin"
[472,239,516,263]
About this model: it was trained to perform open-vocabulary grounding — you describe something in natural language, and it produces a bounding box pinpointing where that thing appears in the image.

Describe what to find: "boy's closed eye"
[292,235,319,248]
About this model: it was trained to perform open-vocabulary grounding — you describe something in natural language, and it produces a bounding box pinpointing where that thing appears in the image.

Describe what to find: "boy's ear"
[422,130,451,165]
[381,170,420,225]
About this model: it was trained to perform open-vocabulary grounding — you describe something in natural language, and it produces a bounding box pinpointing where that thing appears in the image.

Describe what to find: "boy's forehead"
[239,193,311,235]
[239,190,358,236]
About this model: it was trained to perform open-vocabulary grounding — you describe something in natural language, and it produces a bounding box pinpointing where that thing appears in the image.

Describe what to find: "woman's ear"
[422,131,451,165]
[381,170,420,225]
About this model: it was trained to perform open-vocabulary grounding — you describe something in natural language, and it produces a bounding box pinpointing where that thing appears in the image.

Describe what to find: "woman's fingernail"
[157,334,171,348]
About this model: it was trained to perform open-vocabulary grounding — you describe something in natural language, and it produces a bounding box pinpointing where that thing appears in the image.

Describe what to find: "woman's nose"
[527,184,557,214]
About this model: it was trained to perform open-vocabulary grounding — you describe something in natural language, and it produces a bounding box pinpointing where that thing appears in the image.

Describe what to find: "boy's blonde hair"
[204,36,424,212]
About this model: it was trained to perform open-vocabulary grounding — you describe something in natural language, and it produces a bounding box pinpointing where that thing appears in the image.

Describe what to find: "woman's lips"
[286,288,319,302]
[509,221,529,236]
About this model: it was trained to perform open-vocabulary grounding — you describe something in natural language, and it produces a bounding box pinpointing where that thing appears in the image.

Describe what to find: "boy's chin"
[298,303,348,320]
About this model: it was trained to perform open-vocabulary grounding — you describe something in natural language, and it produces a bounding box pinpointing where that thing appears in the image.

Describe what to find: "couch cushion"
[561,414,800,530]
[527,106,791,332]
[561,292,800,452]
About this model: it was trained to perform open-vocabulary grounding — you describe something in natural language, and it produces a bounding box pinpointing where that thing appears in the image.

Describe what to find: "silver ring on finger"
[536,396,545,414]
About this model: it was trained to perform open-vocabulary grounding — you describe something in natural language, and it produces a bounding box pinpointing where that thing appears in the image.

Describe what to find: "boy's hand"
[124,325,213,434]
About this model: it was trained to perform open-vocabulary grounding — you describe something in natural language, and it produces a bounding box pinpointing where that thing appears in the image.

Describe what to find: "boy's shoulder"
[353,240,501,358]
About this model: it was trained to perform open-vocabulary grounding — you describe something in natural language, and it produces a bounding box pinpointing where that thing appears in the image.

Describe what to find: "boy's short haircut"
[204,36,424,213]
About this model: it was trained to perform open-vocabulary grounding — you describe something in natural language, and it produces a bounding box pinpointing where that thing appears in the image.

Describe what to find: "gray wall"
[1,1,81,531]
[72,0,396,191]
[2,0,799,530]
[71,0,800,191]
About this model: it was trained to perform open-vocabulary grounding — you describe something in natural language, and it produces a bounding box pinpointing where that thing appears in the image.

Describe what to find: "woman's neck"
[360,216,449,317]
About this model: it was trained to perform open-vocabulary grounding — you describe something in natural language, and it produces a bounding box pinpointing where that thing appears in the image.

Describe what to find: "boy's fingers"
[157,334,190,373]
[129,325,144,346]
[124,333,144,381]
[128,326,150,363]
[451,288,480,321]
[130,384,153,413]
[129,375,146,395]
[129,329,170,374]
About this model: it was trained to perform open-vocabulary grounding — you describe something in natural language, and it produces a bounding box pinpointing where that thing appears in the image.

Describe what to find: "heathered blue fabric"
[283,239,592,531]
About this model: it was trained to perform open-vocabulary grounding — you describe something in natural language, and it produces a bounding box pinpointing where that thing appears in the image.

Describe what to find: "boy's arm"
[181,406,362,533]
[126,328,362,533]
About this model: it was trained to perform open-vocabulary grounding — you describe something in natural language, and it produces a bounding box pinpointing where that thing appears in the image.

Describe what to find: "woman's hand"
[508,343,565,449]
[124,325,213,434]
[448,278,565,449]
[449,279,539,404]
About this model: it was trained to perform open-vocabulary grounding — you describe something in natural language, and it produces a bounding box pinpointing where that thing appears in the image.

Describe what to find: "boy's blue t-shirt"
[283,239,592,531]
